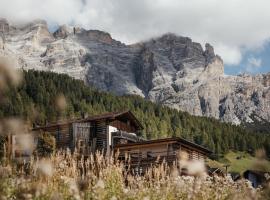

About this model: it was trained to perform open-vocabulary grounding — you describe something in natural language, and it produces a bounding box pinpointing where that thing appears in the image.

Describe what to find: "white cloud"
[215,45,242,65]
[246,56,262,73]
[248,57,262,68]
[1,0,270,65]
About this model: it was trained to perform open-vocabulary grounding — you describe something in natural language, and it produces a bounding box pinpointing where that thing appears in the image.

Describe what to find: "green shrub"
[37,132,56,156]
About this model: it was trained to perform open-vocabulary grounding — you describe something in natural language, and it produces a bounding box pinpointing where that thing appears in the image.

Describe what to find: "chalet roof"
[32,110,143,131]
[114,137,212,154]
[78,110,143,129]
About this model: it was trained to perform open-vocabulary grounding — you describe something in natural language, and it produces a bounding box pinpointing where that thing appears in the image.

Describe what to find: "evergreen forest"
[1,70,269,157]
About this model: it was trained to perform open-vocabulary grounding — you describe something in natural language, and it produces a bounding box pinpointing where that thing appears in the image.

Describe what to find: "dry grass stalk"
[0,148,268,199]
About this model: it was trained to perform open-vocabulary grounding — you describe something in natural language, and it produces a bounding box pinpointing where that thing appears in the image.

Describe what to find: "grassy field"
[207,151,270,174]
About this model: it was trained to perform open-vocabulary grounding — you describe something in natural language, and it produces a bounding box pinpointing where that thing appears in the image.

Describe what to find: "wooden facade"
[32,111,143,155]
[28,110,212,173]
[114,138,211,174]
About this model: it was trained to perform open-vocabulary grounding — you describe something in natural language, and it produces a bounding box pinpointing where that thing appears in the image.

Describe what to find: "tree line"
[0,70,269,157]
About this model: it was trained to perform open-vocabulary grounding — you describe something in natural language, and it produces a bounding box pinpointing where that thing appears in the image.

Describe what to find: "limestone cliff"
[0,18,269,125]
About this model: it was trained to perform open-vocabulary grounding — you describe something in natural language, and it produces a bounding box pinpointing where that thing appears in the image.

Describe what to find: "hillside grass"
[207,151,270,174]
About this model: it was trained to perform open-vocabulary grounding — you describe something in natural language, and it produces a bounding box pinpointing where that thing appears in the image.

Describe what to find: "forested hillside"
[0,70,269,157]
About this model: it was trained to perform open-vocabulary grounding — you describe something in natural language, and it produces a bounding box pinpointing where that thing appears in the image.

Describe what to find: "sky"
[0,0,270,75]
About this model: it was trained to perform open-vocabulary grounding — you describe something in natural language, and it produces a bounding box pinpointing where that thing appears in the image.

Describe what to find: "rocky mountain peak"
[156,33,192,44]
[21,19,49,33]
[79,29,114,44]
[0,37,3,49]
[28,19,48,26]
[0,18,9,49]
[0,18,269,125]
[0,18,9,33]
[263,73,270,87]
[204,43,215,63]
[53,25,73,39]
[19,19,54,44]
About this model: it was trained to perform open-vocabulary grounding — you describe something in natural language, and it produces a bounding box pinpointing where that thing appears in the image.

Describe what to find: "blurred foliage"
[0,70,269,157]
[0,150,267,200]
[36,132,56,157]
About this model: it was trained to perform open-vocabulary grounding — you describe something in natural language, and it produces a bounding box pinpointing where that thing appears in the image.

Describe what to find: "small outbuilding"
[243,170,270,188]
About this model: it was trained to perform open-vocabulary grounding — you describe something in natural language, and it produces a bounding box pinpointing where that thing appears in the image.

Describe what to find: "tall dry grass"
[0,149,269,200]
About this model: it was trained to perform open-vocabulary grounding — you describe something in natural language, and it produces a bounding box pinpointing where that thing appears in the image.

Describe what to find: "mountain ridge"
[0,18,269,125]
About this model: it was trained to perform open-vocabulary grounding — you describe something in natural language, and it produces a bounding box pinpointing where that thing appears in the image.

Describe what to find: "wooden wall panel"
[95,120,108,152]
[110,120,136,133]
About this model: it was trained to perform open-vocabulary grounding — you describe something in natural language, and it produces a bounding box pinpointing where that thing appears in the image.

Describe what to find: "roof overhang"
[32,110,143,131]
[114,137,212,155]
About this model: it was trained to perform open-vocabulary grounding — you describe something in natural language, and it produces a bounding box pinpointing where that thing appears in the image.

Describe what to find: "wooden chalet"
[11,110,212,172]
[114,137,211,174]
[32,111,143,155]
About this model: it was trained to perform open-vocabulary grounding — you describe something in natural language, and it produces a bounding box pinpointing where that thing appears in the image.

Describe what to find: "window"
[147,151,153,158]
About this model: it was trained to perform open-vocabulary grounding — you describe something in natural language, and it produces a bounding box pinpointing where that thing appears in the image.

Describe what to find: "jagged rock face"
[0,18,9,33]
[53,25,72,39]
[133,34,224,103]
[0,18,9,50]
[0,18,269,125]
[0,37,4,50]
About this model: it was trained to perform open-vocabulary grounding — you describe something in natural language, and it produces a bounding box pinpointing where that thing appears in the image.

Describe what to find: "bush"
[36,132,56,156]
